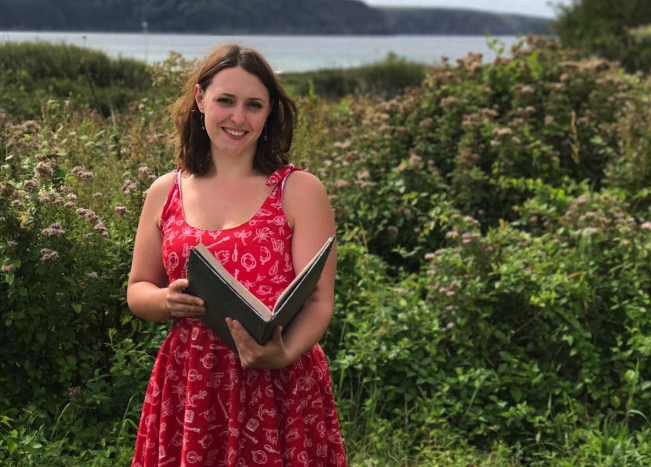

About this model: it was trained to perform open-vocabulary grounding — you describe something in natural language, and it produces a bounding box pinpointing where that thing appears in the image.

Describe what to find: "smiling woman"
[126,44,346,467]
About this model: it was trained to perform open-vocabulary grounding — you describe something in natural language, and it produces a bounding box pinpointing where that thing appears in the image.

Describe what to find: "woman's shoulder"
[146,171,178,199]
[284,169,324,190]
[282,170,330,219]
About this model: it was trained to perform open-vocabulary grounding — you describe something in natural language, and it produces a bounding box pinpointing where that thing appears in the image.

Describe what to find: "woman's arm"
[227,171,336,368]
[127,172,206,322]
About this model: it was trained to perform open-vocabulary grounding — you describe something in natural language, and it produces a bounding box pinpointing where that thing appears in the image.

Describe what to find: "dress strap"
[265,165,303,187]
[159,168,182,233]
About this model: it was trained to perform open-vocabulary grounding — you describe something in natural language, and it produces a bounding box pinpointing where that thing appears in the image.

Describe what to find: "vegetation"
[2,38,651,465]
[0,0,550,35]
[555,0,651,73]
[0,42,152,121]
[280,53,427,101]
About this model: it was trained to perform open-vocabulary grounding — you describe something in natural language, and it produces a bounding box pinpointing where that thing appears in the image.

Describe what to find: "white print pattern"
[134,166,346,467]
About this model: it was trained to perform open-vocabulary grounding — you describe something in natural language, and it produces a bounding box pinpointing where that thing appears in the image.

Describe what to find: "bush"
[0,42,152,121]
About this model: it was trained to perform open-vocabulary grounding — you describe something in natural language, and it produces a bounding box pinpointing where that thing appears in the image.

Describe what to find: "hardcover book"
[185,235,335,353]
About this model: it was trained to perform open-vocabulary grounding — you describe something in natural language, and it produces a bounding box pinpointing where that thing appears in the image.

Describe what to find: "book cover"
[185,235,335,354]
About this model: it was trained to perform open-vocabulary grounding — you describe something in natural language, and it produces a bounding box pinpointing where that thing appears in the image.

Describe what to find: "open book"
[185,235,335,353]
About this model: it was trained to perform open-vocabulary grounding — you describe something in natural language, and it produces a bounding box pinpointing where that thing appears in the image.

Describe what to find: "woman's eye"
[217,98,233,105]
[248,102,263,109]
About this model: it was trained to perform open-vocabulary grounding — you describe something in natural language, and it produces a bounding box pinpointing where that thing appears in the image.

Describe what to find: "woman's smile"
[222,127,248,139]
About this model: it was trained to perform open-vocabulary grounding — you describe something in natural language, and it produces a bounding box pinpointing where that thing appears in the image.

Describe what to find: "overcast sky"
[362,0,573,18]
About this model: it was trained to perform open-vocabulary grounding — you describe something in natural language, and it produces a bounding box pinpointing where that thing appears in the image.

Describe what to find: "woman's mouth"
[222,127,248,139]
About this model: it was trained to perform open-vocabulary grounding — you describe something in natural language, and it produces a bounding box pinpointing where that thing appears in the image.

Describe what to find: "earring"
[263,121,268,142]
[201,113,205,131]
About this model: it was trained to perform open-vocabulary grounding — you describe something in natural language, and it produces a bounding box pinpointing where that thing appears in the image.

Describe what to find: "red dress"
[132,166,346,467]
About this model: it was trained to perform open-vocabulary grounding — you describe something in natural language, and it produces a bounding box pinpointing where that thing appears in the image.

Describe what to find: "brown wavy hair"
[172,44,297,176]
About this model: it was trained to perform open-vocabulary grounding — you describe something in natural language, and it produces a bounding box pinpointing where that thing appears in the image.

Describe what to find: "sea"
[0,31,522,72]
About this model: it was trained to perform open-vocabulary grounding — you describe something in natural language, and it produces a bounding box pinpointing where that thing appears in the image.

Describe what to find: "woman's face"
[195,66,271,161]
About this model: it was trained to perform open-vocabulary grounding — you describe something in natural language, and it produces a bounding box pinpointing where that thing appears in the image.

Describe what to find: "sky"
[362,0,573,19]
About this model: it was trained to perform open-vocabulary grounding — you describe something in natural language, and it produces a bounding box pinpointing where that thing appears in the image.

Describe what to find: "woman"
[127,44,345,467]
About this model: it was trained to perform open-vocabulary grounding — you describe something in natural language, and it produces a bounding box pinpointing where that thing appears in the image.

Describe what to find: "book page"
[273,235,335,312]
[194,243,272,321]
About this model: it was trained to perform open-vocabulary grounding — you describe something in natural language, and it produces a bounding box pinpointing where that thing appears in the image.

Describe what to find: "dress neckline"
[176,169,282,233]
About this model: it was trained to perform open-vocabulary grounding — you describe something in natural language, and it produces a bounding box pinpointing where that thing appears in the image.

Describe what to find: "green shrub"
[0,42,151,120]
[280,52,427,100]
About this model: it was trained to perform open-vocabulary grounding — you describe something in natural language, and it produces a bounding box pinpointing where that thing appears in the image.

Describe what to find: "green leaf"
[72,303,83,314]
[510,387,522,402]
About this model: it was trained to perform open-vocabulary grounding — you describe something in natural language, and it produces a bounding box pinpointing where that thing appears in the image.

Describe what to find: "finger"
[270,326,283,344]
[171,279,189,291]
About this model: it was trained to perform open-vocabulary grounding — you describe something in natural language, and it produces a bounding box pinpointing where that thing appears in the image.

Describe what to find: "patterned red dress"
[132,165,346,467]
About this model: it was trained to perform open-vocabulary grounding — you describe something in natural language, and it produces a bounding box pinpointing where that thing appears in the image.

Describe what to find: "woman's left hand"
[226,318,291,369]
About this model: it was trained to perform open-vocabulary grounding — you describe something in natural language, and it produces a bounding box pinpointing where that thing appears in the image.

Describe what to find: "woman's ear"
[194,84,204,113]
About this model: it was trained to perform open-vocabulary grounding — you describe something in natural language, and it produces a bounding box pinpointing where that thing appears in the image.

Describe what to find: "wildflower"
[138,166,153,180]
[333,180,350,190]
[481,108,498,119]
[41,222,65,237]
[387,226,399,238]
[11,200,22,208]
[71,166,83,176]
[88,272,99,279]
[79,172,94,180]
[1,264,16,273]
[446,290,455,297]
[60,186,73,195]
[7,241,17,247]
[419,118,433,128]
[23,179,38,191]
[356,170,370,181]
[56,293,65,299]
[34,161,56,179]
[40,249,59,261]
[76,208,98,222]
[517,85,534,97]
[408,153,422,169]
[641,222,651,230]
[446,322,456,329]
[94,221,106,232]
[493,127,513,139]
[440,97,458,108]
[446,231,459,239]
[122,180,136,195]
[64,201,75,209]
[115,204,127,216]
[93,192,104,199]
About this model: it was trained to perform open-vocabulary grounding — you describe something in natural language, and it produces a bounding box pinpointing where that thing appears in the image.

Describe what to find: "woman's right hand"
[166,279,207,318]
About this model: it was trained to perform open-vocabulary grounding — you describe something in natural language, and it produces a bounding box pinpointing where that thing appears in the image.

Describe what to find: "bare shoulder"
[148,171,177,200]
[282,170,333,230]
[140,171,177,224]
[283,170,327,200]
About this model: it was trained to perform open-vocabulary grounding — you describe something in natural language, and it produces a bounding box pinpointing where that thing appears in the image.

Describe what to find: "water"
[0,31,520,72]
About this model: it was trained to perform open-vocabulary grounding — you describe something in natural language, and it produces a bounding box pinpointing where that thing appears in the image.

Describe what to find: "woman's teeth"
[224,128,246,136]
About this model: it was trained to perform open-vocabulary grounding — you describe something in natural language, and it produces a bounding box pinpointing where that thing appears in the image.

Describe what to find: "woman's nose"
[230,105,246,125]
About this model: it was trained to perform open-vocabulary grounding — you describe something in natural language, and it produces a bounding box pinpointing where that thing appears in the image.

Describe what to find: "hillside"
[383,7,552,35]
[0,0,551,35]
